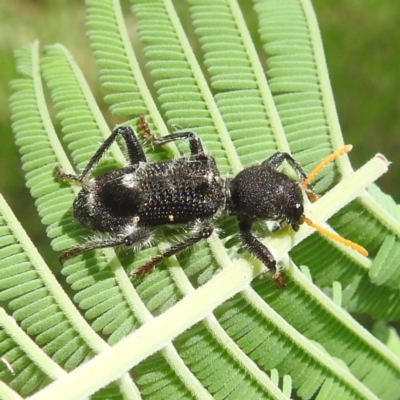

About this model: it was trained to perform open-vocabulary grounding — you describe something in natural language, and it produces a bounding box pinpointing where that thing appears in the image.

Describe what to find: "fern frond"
[39,44,214,398]
[252,0,349,185]
[86,0,151,118]
[250,0,400,321]
[40,32,282,400]
[370,234,400,289]
[257,264,400,399]
[8,41,140,399]
[4,0,400,399]
[189,0,290,170]
[131,0,242,176]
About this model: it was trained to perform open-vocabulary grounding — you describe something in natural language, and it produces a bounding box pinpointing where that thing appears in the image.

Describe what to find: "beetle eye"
[289,203,303,231]
[292,202,303,223]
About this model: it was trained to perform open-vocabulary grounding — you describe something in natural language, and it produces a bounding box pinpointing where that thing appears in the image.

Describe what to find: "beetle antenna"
[300,146,367,257]
[301,145,353,193]
[302,216,368,256]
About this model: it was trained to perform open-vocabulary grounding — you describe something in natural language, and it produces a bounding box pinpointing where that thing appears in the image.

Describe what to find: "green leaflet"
[370,234,400,289]
[3,0,400,399]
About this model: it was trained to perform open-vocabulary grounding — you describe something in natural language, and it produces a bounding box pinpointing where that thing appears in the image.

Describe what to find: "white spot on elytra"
[122,173,138,188]
[87,192,95,216]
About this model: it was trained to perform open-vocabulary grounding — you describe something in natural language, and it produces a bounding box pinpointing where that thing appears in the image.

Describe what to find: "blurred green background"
[0,0,399,263]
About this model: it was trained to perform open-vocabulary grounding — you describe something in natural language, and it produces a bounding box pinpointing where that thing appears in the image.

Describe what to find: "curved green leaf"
[250,0,400,320]
[3,0,400,399]
[7,41,140,399]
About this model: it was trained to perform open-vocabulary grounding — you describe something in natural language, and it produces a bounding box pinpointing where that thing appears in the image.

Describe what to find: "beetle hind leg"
[58,227,152,263]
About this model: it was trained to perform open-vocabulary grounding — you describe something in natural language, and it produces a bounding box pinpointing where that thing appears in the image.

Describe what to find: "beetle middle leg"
[138,115,204,156]
[55,126,146,185]
[151,131,205,156]
[133,220,214,277]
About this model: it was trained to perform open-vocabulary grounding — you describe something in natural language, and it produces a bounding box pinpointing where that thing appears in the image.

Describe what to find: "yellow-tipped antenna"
[301,145,353,191]
[302,217,368,256]
[299,146,368,257]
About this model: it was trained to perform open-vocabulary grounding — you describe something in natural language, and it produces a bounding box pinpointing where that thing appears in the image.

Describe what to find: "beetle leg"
[138,116,205,156]
[151,131,205,156]
[238,219,286,289]
[54,126,146,185]
[263,152,308,183]
[58,227,152,263]
[133,220,213,277]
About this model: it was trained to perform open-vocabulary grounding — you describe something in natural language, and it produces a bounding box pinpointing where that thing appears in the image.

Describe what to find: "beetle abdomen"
[73,156,225,232]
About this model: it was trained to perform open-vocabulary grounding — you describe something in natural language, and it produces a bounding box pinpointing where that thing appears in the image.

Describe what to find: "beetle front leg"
[263,152,308,183]
[262,152,319,201]
[238,219,286,289]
